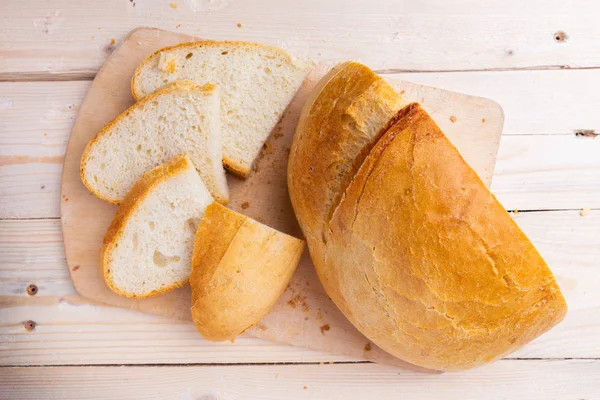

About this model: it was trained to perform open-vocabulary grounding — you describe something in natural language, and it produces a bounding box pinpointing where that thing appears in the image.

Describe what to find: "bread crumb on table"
[110,38,115,45]
[449,115,457,123]
[303,386,308,390]
[237,23,242,28]
[241,201,250,209]
[482,118,486,123]
[170,2,178,8]
[320,324,330,335]
[364,343,372,352]
[580,208,590,216]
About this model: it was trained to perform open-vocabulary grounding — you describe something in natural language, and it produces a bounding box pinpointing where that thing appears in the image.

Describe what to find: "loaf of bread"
[288,61,567,371]
[101,155,213,298]
[81,81,228,205]
[131,41,311,177]
[190,202,305,341]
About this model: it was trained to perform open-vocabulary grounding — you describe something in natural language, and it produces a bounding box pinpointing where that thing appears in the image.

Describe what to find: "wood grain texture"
[1,0,600,78]
[2,361,600,400]
[3,135,598,219]
[1,210,598,365]
[4,67,600,218]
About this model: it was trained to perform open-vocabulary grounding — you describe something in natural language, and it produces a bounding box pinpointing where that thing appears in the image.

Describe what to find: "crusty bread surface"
[101,155,213,299]
[190,202,305,341]
[81,80,228,204]
[287,62,567,371]
[131,41,311,177]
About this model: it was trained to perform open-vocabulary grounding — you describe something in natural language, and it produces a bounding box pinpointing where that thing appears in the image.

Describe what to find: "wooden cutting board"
[61,27,504,371]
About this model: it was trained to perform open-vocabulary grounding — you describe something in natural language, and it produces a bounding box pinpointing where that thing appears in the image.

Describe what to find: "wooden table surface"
[1,1,599,399]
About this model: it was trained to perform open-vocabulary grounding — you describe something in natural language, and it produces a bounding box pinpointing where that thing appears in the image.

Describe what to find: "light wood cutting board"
[61,27,504,371]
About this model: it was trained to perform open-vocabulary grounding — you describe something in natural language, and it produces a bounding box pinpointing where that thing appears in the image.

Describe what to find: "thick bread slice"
[101,155,213,299]
[81,81,228,204]
[288,62,567,371]
[190,202,305,341]
[131,41,311,177]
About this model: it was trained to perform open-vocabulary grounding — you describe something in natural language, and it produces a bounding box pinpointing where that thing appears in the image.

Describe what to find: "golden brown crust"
[288,61,404,245]
[100,155,194,298]
[131,40,300,100]
[288,63,567,371]
[190,203,305,341]
[80,81,217,204]
[222,156,250,178]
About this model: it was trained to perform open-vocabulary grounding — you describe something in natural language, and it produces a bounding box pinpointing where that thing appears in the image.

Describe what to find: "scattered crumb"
[43,132,47,136]
[91,36,96,41]
[575,129,598,138]
[273,129,284,139]
[241,201,250,209]
[230,338,235,344]
[72,265,80,272]
[400,90,406,95]
[171,2,178,8]
[580,208,590,217]
[316,310,323,322]
[303,386,307,390]
[110,38,115,45]
[288,294,308,310]
[40,185,45,189]
[513,209,519,215]
[328,361,334,364]
[176,24,181,29]
[305,281,310,286]
[482,118,486,123]
[302,302,310,313]
[264,141,275,154]
[287,299,297,308]
[285,147,291,155]
[237,23,242,28]
[275,373,280,379]
[256,323,268,331]
[449,115,457,123]
[320,324,330,335]
[137,41,141,46]
[364,343,372,352]
[304,317,309,321]
[319,362,324,366]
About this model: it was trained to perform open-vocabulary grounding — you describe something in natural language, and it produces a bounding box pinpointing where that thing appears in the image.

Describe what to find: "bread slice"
[81,81,228,204]
[190,202,305,341]
[131,41,311,177]
[101,155,213,298]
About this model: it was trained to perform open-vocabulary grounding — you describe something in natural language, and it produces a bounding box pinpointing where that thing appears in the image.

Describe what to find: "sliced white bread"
[131,41,311,177]
[81,81,228,204]
[101,155,213,298]
[190,202,305,341]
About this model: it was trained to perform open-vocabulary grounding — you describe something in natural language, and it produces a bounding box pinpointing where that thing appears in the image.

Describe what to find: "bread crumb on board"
[580,208,591,216]
[320,324,330,335]
[364,343,372,352]
[449,115,457,123]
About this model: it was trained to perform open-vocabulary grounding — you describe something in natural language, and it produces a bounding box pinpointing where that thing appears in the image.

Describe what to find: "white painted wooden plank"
[3,134,598,218]
[2,361,600,400]
[1,0,600,77]
[2,73,600,218]
[391,69,600,135]
[1,210,597,365]
[0,81,89,219]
